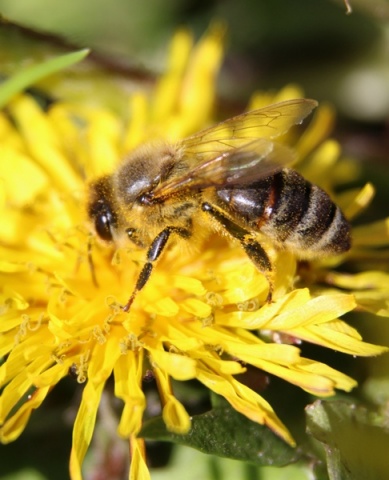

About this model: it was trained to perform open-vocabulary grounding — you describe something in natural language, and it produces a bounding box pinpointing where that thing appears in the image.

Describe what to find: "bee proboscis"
[88,99,351,311]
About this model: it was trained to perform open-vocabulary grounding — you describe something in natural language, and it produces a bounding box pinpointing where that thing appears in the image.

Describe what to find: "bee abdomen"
[217,168,351,257]
[265,169,351,256]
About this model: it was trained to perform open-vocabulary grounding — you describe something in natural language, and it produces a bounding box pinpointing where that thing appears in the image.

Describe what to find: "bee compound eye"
[94,211,114,241]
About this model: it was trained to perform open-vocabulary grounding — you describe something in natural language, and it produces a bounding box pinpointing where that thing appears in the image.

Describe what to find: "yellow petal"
[171,275,207,295]
[340,182,375,220]
[299,139,340,190]
[221,263,268,304]
[0,386,50,443]
[197,368,295,446]
[0,364,38,421]
[149,347,197,381]
[263,293,356,331]
[248,84,304,110]
[274,84,305,102]
[32,362,70,388]
[70,381,104,480]
[87,336,122,384]
[353,218,389,247]
[216,289,311,329]
[191,349,246,375]
[85,109,121,176]
[297,358,357,392]
[0,111,25,151]
[162,395,192,434]
[115,351,146,437]
[0,146,48,205]
[123,93,149,151]
[129,437,150,480]
[151,28,193,122]
[180,298,212,317]
[353,290,389,317]
[144,296,179,316]
[8,95,82,192]
[153,366,191,433]
[179,23,225,129]
[296,103,335,160]
[328,270,389,290]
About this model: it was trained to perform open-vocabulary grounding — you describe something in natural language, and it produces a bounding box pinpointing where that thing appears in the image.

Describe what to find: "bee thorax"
[114,142,181,204]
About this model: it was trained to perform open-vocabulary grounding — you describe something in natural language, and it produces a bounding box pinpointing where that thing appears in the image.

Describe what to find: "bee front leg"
[122,226,191,312]
[202,202,273,302]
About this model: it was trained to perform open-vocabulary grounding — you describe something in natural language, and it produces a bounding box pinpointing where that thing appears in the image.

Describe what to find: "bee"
[88,99,351,311]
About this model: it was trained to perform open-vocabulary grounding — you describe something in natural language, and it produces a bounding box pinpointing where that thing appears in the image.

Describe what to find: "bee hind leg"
[122,226,191,312]
[242,237,274,303]
[202,202,273,303]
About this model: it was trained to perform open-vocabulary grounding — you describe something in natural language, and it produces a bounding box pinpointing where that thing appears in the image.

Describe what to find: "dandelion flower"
[0,27,388,479]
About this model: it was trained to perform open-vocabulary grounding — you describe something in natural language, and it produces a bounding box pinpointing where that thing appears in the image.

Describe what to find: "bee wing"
[152,138,295,200]
[152,98,317,201]
[182,98,318,159]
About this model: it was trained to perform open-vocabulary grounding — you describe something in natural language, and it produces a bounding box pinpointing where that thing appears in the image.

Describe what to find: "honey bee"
[88,99,351,311]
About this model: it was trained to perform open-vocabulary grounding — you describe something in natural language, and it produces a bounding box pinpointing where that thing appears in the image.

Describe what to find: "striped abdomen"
[216,168,351,257]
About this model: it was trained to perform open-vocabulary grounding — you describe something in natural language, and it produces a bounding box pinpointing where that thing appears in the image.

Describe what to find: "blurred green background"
[1,0,389,118]
[0,1,388,479]
[1,0,388,171]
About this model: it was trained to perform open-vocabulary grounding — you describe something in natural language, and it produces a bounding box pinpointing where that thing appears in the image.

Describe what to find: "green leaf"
[140,405,300,467]
[306,400,389,480]
[0,49,89,109]
[151,443,319,480]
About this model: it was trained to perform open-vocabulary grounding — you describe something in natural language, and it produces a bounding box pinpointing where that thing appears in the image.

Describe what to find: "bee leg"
[202,202,273,302]
[122,226,191,312]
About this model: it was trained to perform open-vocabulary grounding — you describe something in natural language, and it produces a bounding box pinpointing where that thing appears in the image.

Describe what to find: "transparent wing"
[151,98,317,201]
[152,138,295,200]
[181,98,318,160]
